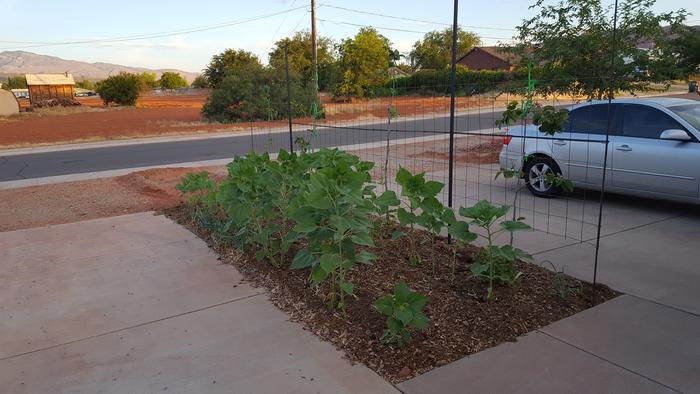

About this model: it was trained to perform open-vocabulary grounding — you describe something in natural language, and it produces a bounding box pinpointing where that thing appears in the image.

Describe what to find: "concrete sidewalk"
[0,213,397,394]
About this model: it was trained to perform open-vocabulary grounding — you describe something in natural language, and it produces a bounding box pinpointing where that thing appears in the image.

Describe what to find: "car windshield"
[668,103,700,132]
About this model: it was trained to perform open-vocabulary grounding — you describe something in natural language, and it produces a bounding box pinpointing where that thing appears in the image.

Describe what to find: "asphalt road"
[0,111,499,182]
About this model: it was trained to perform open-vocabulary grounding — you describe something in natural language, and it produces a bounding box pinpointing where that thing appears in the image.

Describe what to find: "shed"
[457,47,520,71]
[25,73,76,106]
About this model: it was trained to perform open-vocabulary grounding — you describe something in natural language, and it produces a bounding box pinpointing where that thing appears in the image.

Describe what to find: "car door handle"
[616,145,632,152]
[553,140,567,146]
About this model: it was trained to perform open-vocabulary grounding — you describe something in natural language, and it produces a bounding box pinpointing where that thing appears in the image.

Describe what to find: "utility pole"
[311,0,318,89]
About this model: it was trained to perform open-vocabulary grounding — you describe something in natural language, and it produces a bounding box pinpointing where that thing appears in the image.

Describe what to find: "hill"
[0,51,199,82]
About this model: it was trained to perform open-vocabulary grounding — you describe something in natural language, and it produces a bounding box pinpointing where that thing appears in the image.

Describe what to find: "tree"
[75,79,96,90]
[511,0,688,99]
[202,65,317,122]
[1,76,27,90]
[268,31,337,90]
[669,25,700,76]
[191,74,209,88]
[95,72,141,106]
[410,27,481,70]
[203,49,263,88]
[137,72,158,92]
[335,27,393,98]
[159,72,189,89]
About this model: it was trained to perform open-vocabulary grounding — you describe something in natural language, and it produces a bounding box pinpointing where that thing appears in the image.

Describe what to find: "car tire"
[523,156,562,198]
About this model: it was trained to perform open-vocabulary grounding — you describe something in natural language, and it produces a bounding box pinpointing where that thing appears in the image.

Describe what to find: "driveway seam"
[624,293,700,319]
[535,329,685,394]
[0,291,265,362]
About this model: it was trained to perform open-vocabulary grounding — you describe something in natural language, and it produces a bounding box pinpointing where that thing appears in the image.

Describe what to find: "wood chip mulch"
[165,206,618,383]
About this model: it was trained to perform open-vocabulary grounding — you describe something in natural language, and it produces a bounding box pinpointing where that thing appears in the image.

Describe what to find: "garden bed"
[166,205,618,383]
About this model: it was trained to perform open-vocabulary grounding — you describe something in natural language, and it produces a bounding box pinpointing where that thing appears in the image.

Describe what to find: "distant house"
[457,47,520,71]
[25,73,75,106]
[388,66,412,78]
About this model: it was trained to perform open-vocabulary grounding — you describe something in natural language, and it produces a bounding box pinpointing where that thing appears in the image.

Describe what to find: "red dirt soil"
[1,93,517,148]
[0,166,226,232]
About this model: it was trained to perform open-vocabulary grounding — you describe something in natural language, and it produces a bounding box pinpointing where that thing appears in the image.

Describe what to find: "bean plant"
[458,200,532,303]
[373,281,428,345]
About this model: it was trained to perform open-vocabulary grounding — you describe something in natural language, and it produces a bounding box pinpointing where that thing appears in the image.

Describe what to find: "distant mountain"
[0,51,199,82]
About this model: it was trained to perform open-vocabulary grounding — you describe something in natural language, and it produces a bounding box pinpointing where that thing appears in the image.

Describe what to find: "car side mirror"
[660,129,691,141]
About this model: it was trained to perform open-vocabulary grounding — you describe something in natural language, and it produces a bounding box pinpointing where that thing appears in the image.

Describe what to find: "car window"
[622,104,684,139]
[568,104,619,135]
[668,104,700,132]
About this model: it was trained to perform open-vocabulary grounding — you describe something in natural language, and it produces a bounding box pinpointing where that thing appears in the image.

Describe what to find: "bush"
[201,66,318,122]
[159,72,188,89]
[95,73,140,106]
[380,68,519,96]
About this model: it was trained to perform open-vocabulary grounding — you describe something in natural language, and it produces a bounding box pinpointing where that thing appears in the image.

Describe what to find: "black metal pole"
[284,46,294,153]
[592,0,619,304]
[447,0,458,243]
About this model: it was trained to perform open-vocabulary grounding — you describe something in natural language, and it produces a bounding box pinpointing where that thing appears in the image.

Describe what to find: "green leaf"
[373,295,394,316]
[340,281,354,295]
[391,230,406,240]
[357,250,376,264]
[394,281,411,301]
[395,307,414,325]
[351,231,374,247]
[448,221,477,243]
[421,181,444,197]
[500,220,531,232]
[290,248,316,269]
[311,266,328,284]
[319,253,341,272]
[293,220,318,234]
[397,208,416,226]
[410,313,428,329]
[375,190,400,207]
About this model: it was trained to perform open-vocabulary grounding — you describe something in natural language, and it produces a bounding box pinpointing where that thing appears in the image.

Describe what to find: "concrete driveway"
[0,213,397,394]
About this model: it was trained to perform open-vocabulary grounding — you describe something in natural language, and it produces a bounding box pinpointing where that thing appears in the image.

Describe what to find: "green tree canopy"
[159,72,189,89]
[75,79,96,90]
[335,27,393,98]
[669,25,700,76]
[137,72,158,92]
[191,74,209,88]
[95,72,141,106]
[512,0,688,99]
[2,76,27,90]
[410,27,481,70]
[268,31,337,89]
[203,49,263,88]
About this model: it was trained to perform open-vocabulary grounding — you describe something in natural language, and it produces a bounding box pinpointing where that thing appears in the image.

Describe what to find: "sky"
[1,0,698,73]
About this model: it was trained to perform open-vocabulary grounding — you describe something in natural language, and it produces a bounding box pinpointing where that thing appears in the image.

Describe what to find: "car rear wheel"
[524,157,561,198]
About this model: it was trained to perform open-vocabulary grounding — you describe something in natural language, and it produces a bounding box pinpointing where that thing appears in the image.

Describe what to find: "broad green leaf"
[319,254,341,272]
[290,248,316,269]
[391,230,407,240]
[351,232,374,247]
[340,281,354,295]
[395,307,414,326]
[394,281,411,301]
[373,296,394,316]
[500,220,531,232]
[397,208,416,226]
[357,250,376,264]
[311,266,328,284]
[422,181,444,197]
[448,221,477,243]
[410,313,428,329]
[375,190,400,207]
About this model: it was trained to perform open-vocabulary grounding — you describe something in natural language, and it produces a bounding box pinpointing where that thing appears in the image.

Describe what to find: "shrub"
[380,68,518,96]
[95,73,140,106]
[201,66,318,122]
[159,72,188,89]
[374,281,429,345]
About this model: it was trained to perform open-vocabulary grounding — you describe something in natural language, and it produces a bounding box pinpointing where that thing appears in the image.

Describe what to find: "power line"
[0,5,309,51]
[319,4,517,31]
[318,18,516,40]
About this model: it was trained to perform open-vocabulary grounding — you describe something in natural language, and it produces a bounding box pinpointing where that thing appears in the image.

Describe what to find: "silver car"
[499,98,700,203]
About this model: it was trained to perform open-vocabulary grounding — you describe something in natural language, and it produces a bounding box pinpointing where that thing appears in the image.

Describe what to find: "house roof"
[25,73,75,86]
[458,46,521,65]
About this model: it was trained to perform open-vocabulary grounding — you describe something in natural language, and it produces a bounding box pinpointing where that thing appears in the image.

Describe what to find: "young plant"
[459,200,532,303]
[373,281,428,345]
[394,167,445,266]
[373,189,401,238]
[288,149,377,314]
[447,220,478,280]
[542,261,582,300]
[176,171,216,206]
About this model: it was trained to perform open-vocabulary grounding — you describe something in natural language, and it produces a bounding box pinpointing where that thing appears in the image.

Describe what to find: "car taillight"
[503,135,513,145]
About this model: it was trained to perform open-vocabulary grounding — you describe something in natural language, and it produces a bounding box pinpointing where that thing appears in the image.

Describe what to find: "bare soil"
[166,205,619,383]
[0,166,225,232]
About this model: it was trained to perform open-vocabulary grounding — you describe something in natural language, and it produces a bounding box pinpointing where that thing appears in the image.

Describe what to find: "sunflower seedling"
[373,281,428,345]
